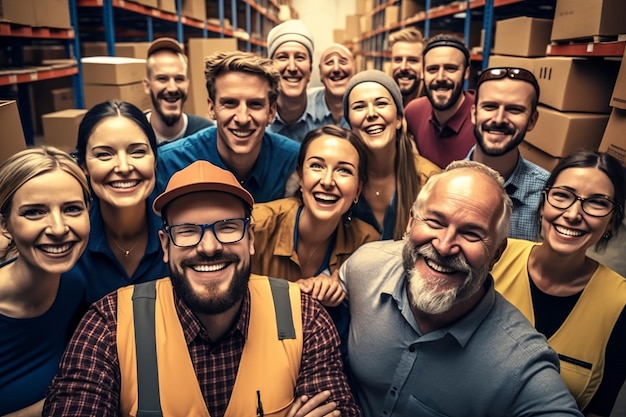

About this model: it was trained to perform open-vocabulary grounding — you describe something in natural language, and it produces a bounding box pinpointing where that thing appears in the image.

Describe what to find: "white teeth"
[284,77,301,82]
[110,180,139,189]
[365,126,384,135]
[192,263,227,272]
[425,258,456,273]
[39,243,73,254]
[554,225,585,237]
[231,130,253,138]
[314,193,339,202]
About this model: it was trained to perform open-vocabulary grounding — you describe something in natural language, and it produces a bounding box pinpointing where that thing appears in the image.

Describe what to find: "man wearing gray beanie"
[266,20,319,143]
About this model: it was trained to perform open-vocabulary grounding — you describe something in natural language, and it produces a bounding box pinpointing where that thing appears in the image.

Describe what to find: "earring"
[603,232,612,239]
[353,198,358,204]
[344,211,353,226]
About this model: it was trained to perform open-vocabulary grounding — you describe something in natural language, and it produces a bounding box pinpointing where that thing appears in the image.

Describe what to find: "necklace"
[110,235,141,257]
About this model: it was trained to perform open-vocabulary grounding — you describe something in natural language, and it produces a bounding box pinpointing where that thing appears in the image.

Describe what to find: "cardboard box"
[487,55,537,73]
[355,0,370,15]
[83,82,150,111]
[131,0,158,8]
[81,57,146,85]
[23,45,66,65]
[82,42,150,59]
[0,0,35,26]
[401,0,424,20]
[182,0,205,20]
[519,140,560,172]
[42,109,87,152]
[333,29,346,44]
[385,6,399,27]
[610,49,626,110]
[360,15,372,34]
[186,37,238,117]
[159,0,176,13]
[551,0,626,41]
[345,15,360,41]
[599,107,626,165]
[31,81,75,134]
[0,101,27,163]
[534,57,619,113]
[494,17,552,57]
[525,105,609,157]
[34,0,71,28]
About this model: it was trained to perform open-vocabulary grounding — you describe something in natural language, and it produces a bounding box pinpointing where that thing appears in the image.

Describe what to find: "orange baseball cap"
[153,161,254,216]
[147,37,184,57]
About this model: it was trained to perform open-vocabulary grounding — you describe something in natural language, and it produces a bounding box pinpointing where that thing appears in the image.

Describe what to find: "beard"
[402,241,488,315]
[424,79,464,111]
[474,121,527,157]
[168,253,250,315]
[393,71,419,97]
[151,89,187,127]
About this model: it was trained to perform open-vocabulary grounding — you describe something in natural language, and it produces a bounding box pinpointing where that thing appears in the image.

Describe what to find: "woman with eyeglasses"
[491,150,626,417]
[63,100,169,304]
[0,147,90,417]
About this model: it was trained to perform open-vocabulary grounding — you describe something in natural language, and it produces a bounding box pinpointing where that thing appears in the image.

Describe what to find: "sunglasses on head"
[477,67,540,98]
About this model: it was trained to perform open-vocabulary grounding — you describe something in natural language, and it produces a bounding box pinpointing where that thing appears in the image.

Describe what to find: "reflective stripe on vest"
[117,276,303,417]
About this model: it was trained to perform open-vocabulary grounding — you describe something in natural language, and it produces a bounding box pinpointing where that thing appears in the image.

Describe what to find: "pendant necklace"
[110,235,141,257]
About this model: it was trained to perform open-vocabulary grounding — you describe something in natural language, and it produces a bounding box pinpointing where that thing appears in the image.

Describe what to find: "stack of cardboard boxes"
[599,52,626,166]
[488,0,626,171]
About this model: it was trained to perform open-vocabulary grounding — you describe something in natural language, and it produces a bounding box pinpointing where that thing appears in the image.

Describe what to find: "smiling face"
[83,116,156,209]
[144,50,189,126]
[422,46,468,111]
[541,167,615,257]
[319,48,355,98]
[159,191,254,315]
[472,78,538,156]
[209,71,276,163]
[299,134,361,224]
[347,81,402,151]
[403,169,505,314]
[0,169,89,276]
[391,41,423,98]
[272,41,312,99]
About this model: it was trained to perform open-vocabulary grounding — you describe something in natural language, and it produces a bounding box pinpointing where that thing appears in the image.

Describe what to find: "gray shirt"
[340,240,582,417]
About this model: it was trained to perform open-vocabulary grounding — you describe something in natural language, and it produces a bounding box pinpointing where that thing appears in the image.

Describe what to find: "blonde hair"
[204,51,281,106]
[146,49,189,78]
[388,27,424,48]
[0,147,91,254]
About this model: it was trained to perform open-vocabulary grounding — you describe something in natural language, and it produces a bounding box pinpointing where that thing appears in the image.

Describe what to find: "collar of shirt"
[175,285,250,345]
[428,90,475,136]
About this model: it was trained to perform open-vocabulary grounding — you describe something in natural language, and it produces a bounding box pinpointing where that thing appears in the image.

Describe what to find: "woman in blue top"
[64,100,169,303]
[0,147,91,417]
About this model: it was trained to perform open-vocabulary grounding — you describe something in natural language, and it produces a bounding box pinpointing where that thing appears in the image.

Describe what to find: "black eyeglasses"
[164,218,250,247]
[477,67,540,98]
[544,187,619,218]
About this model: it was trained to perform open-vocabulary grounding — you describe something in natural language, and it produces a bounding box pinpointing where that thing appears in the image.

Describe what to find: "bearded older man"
[339,160,582,417]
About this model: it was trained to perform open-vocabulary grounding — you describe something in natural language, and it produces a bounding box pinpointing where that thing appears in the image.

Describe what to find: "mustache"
[395,70,417,80]
[158,90,185,100]
[429,80,454,90]
[181,253,240,267]
[482,121,516,136]
[413,243,471,273]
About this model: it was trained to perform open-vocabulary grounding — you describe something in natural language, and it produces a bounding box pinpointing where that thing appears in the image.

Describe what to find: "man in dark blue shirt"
[157,51,299,203]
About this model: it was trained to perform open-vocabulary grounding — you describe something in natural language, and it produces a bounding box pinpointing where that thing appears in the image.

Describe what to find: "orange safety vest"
[117,276,303,417]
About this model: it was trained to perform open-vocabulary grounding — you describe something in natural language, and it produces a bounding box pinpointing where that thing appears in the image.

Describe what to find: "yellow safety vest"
[493,239,626,410]
[117,276,303,417]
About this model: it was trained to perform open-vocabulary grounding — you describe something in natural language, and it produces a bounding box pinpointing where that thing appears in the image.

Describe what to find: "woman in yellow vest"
[491,150,626,417]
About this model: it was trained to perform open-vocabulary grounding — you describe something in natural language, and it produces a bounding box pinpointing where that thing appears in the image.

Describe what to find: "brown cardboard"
[610,50,626,110]
[0,101,27,163]
[83,82,151,111]
[524,105,609,157]
[186,37,238,117]
[534,57,619,113]
[42,109,88,152]
[401,0,424,21]
[82,42,150,59]
[355,0,370,15]
[182,0,205,21]
[31,81,75,134]
[493,17,552,57]
[360,15,372,34]
[23,45,66,65]
[0,0,35,26]
[385,6,399,27]
[81,57,146,85]
[599,107,626,165]
[345,15,360,41]
[158,0,176,13]
[519,141,560,172]
[131,0,158,8]
[34,0,71,28]
[551,0,626,41]
[487,55,536,73]
[333,29,346,44]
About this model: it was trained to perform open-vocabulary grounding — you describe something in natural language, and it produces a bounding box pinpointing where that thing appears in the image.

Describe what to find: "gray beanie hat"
[267,20,314,60]
[343,70,404,126]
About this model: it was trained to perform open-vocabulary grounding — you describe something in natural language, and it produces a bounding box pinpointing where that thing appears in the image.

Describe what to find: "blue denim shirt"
[306,87,350,130]
[156,126,300,203]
